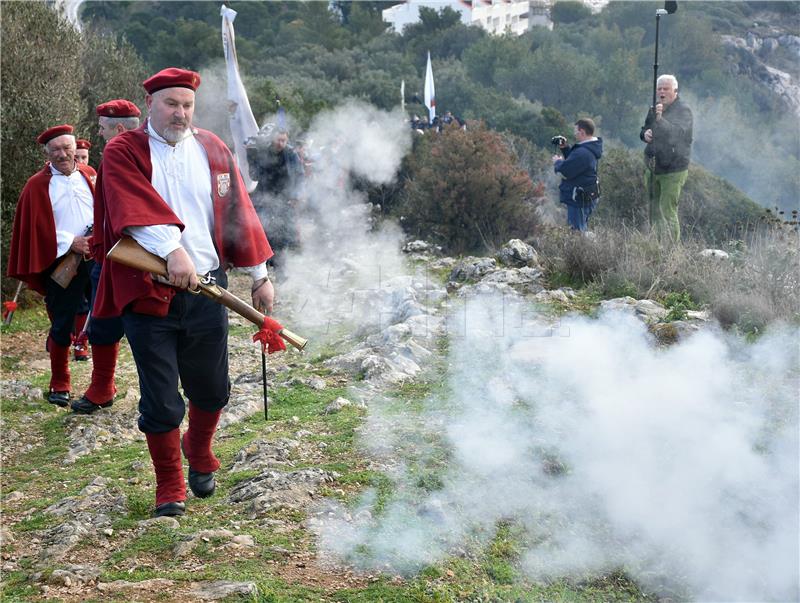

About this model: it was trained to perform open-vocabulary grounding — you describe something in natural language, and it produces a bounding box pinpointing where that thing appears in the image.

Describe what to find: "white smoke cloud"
[316,295,800,602]
[275,101,413,339]
[196,56,414,339]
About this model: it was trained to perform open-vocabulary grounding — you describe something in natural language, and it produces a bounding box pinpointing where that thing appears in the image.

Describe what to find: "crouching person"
[93,68,275,517]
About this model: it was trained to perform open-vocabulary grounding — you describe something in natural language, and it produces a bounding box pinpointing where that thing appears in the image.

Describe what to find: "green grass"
[0,305,50,335]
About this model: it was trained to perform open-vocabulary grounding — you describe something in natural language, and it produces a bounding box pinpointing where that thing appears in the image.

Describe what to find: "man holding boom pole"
[93,68,276,517]
[640,74,693,243]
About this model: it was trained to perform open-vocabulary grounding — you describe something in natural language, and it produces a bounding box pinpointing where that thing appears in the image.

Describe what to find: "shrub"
[399,124,538,255]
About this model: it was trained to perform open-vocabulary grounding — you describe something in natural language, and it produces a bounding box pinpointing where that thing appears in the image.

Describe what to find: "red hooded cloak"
[7,163,96,294]
[93,125,271,318]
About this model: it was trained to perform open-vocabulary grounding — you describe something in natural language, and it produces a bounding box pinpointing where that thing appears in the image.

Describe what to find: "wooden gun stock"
[51,226,93,289]
[106,237,307,351]
[50,252,85,289]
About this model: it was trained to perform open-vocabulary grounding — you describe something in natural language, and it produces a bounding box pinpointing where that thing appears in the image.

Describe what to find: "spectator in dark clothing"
[247,129,304,260]
[553,118,603,232]
[640,74,693,242]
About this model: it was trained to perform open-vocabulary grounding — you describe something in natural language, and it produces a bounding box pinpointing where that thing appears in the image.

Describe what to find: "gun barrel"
[107,237,308,351]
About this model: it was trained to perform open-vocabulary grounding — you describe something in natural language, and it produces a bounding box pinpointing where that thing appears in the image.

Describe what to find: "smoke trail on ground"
[316,295,800,602]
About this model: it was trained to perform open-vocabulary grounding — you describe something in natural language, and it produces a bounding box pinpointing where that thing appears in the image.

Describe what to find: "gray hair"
[657,74,678,90]
[100,115,140,131]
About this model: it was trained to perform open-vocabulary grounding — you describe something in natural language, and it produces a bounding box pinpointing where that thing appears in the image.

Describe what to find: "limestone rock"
[0,527,14,546]
[325,397,353,414]
[48,564,100,586]
[229,468,338,517]
[189,580,258,600]
[600,297,667,324]
[699,249,730,260]
[498,239,539,267]
[230,439,299,472]
[402,240,432,253]
[1,380,43,401]
[175,529,235,558]
[449,257,497,282]
[533,288,575,304]
[64,407,143,464]
[479,266,545,294]
[97,578,175,594]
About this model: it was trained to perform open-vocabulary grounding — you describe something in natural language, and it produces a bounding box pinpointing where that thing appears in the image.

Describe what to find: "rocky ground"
[0,240,716,602]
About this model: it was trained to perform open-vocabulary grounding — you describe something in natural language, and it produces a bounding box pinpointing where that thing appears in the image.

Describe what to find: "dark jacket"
[640,96,693,174]
[554,138,603,206]
[247,145,303,198]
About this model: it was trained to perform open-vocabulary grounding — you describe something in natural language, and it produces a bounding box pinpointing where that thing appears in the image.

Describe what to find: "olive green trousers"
[644,169,688,242]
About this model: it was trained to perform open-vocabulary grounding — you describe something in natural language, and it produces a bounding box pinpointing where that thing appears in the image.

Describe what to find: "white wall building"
[383,0,534,36]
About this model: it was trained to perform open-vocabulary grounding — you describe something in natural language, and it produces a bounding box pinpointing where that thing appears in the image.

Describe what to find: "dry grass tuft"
[532,218,800,332]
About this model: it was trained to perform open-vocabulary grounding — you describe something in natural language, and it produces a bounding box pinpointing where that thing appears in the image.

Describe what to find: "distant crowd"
[410,110,465,134]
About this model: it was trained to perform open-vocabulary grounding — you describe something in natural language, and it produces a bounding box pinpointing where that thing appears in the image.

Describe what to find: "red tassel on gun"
[252,316,287,354]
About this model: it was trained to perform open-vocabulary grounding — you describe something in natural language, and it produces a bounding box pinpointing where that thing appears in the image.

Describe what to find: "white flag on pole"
[424,51,436,122]
[221,4,259,193]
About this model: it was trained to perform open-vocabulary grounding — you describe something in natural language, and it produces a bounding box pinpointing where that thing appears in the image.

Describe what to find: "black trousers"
[122,269,230,434]
[87,262,125,345]
[44,259,92,346]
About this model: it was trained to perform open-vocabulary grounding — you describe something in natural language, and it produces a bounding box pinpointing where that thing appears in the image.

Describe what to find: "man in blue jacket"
[553,118,603,232]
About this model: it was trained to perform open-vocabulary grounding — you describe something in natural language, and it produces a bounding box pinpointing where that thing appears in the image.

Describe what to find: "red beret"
[76,139,91,150]
[96,99,141,118]
[142,68,201,94]
[37,124,74,145]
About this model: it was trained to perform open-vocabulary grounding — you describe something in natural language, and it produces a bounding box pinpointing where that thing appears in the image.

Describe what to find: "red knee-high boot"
[84,343,119,404]
[145,429,186,516]
[182,403,222,498]
[47,336,71,407]
[72,314,89,361]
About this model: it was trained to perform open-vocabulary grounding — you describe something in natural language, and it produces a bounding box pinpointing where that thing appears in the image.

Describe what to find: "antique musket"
[106,236,307,351]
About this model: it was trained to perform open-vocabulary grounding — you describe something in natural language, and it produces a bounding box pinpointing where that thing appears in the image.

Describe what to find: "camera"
[551,135,567,146]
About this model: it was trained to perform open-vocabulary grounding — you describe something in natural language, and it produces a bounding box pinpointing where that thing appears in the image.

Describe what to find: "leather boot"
[145,429,186,516]
[182,403,221,498]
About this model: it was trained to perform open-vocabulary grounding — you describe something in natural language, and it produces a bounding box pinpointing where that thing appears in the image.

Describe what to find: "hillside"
[2,228,798,601]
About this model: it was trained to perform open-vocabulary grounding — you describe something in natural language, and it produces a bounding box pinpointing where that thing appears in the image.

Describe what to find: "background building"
[383,0,535,36]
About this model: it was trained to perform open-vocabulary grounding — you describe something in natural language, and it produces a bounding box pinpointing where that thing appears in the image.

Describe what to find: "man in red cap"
[71,99,142,407]
[75,139,92,165]
[7,125,118,411]
[96,99,141,142]
[94,68,275,517]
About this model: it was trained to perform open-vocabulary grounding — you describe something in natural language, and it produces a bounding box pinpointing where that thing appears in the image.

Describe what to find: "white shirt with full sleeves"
[125,123,267,281]
[48,164,94,258]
